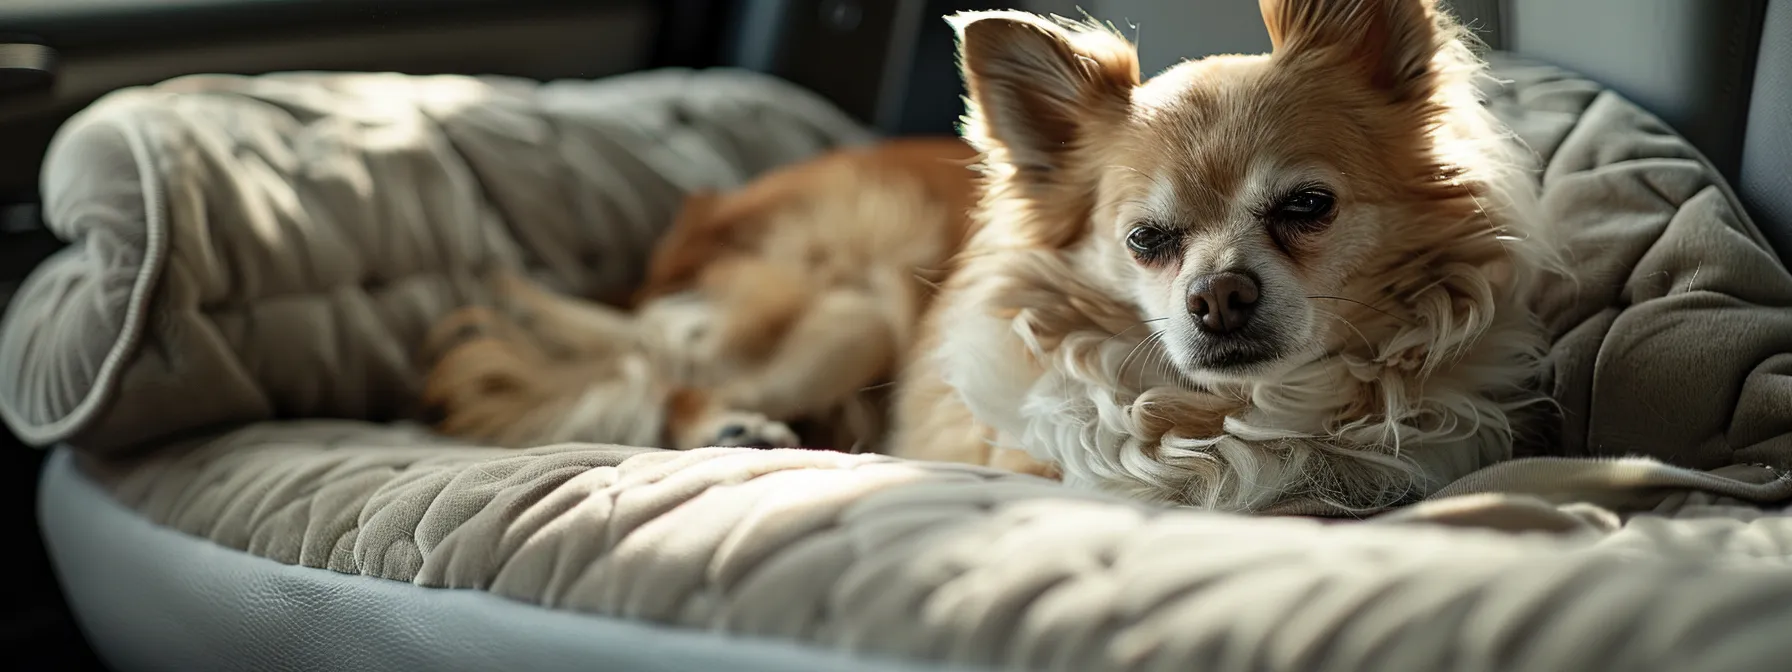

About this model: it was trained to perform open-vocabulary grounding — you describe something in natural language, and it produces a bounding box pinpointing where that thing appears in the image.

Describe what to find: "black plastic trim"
[1,1,651,50]
[0,204,60,284]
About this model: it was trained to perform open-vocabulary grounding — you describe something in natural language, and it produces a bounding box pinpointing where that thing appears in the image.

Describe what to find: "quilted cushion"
[0,68,871,454]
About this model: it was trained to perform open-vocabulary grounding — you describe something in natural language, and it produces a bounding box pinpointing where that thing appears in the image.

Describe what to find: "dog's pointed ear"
[949,11,1138,178]
[1259,0,1446,103]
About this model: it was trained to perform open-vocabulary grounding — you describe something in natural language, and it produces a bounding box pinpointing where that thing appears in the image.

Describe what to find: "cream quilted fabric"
[84,420,1792,672]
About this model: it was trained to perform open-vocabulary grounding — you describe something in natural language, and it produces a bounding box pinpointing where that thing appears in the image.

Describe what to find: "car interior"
[4,0,1791,670]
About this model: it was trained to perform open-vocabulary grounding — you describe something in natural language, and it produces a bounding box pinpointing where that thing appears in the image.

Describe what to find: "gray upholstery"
[1494,0,1790,262]
[1743,0,1792,263]
[1502,0,1766,183]
[38,449,973,672]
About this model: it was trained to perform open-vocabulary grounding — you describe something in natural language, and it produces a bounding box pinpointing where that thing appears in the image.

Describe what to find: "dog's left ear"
[949,11,1138,177]
[1259,0,1446,103]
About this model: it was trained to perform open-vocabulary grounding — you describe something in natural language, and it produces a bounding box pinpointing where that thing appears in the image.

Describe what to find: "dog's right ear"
[949,11,1138,179]
[1259,0,1446,104]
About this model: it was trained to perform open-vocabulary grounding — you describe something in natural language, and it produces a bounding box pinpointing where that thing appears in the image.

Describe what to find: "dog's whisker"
[1306,295,1409,325]
[1313,307,1374,353]
[1119,330,1166,390]
[1102,316,1169,346]
[1149,334,1174,389]
[1151,348,1176,391]
[1118,331,1158,387]
[1138,336,1166,391]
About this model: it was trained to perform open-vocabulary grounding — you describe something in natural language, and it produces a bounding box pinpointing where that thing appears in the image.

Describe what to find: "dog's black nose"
[1187,271,1260,334]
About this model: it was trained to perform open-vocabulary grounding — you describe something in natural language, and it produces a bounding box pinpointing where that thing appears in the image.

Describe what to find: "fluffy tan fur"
[888,0,1566,513]
[421,138,980,452]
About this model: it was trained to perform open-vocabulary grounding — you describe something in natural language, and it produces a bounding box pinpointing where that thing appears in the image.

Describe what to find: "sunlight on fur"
[420,0,1568,516]
[420,138,979,454]
[888,0,1569,513]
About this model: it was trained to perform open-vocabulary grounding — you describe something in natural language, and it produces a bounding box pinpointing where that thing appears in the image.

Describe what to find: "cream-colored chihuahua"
[889,0,1564,513]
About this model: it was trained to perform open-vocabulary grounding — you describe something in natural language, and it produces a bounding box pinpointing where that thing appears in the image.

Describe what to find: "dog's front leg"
[714,288,895,420]
[489,270,644,360]
[660,287,898,451]
[889,290,1070,477]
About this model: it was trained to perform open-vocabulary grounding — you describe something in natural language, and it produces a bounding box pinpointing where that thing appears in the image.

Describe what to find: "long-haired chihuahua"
[889,0,1565,513]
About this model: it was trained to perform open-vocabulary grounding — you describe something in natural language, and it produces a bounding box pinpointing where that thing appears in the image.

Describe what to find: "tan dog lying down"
[421,138,979,452]
[887,2,1564,510]
[424,0,1563,513]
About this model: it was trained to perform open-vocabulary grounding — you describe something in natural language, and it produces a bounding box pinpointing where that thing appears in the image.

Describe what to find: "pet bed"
[10,58,1792,672]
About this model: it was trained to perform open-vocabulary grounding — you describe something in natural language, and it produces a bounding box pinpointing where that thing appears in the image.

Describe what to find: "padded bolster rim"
[0,91,170,446]
[0,68,883,452]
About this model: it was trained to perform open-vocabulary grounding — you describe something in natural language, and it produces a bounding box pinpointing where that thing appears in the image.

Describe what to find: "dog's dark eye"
[1261,186,1337,255]
[1270,187,1337,223]
[1125,224,1179,261]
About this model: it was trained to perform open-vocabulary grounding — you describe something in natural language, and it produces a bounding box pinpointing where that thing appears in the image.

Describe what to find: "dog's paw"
[690,411,801,449]
[423,306,507,364]
[418,336,550,446]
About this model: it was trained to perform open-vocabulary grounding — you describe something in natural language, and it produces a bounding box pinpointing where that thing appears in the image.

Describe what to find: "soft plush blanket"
[0,68,872,453]
[8,56,1792,671]
[1393,56,1792,521]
